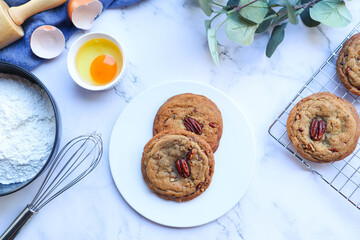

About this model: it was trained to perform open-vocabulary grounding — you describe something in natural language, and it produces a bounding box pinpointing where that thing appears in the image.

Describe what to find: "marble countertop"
[1,0,360,239]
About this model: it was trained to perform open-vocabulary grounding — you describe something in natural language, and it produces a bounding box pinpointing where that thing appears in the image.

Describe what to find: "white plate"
[109,81,256,227]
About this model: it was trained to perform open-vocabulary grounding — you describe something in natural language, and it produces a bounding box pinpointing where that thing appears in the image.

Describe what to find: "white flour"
[0,73,56,185]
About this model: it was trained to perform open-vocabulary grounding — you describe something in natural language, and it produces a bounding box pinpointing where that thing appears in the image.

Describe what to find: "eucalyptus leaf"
[239,0,269,24]
[272,7,287,25]
[198,0,213,17]
[225,13,259,45]
[272,6,303,25]
[200,0,353,65]
[205,19,212,30]
[286,0,298,24]
[207,29,219,66]
[300,0,314,4]
[300,0,320,27]
[256,9,276,33]
[296,8,304,15]
[266,23,288,57]
[310,0,352,27]
[227,0,239,6]
[268,0,297,6]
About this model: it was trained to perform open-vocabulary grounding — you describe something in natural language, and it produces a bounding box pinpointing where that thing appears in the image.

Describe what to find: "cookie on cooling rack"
[141,129,214,202]
[337,33,360,96]
[153,93,223,152]
[287,92,360,163]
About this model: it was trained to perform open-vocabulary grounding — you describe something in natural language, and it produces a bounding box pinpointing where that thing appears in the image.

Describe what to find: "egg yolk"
[90,55,117,84]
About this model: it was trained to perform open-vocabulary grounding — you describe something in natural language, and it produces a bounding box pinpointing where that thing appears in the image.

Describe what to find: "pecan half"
[176,159,190,178]
[310,118,326,141]
[183,117,202,135]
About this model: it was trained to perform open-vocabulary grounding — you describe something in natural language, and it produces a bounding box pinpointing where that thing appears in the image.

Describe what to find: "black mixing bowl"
[0,61,61,196]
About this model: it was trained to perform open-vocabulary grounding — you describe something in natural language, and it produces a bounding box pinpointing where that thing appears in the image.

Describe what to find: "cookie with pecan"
[153,93,223,152]
[287,92,360,163]
[141,129,214,202]
[337,33,360,96]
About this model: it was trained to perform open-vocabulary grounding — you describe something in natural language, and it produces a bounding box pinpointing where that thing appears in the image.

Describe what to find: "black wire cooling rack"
[268,22,360,209]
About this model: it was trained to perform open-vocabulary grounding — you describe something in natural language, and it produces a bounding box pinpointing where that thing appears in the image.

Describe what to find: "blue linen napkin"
[0,0,140,71]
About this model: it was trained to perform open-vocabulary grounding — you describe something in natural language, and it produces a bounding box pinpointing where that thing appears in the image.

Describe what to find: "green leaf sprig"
[199,0,352,65]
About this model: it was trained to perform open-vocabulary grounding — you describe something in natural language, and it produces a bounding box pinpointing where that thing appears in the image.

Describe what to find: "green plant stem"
[234,0,261,12]
[276,0,321,19]
[226,0,261,12]
[210,0,226,8]
[294,0,321,10]
[213,10,230,14]
[216,15,229,31]
[263,14,277,21]
[210,12,222,24]
[226,0,321,17]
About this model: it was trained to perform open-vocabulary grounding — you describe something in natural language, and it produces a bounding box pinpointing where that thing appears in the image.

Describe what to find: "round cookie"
[153,93,223,152]
[337,33,360,95]
[141,129,214,202]
[287,92,360,163]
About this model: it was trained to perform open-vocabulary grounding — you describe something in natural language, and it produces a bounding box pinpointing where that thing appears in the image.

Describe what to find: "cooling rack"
[268,22,360,210]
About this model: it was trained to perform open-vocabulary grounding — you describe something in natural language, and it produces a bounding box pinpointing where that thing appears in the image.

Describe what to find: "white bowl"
[67,32,126,91]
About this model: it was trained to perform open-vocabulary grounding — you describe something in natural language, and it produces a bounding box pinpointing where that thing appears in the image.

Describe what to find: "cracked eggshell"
[67,0,103,30]
[30,25,65,59]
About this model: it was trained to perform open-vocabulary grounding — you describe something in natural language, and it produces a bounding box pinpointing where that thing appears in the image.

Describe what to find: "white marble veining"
[1,0,360,239]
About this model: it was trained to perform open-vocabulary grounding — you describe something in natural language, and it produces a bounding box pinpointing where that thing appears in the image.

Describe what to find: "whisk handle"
[0,206,35,240]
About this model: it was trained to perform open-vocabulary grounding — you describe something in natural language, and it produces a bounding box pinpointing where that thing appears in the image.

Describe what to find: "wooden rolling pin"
[0,0,67,49]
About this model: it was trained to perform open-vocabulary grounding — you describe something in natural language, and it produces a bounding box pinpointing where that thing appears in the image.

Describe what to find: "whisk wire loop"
[30,133,103,212]
[1,132,103,240]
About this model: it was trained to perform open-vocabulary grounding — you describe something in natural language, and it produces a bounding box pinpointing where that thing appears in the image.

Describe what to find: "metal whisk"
[1,132,103,240]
